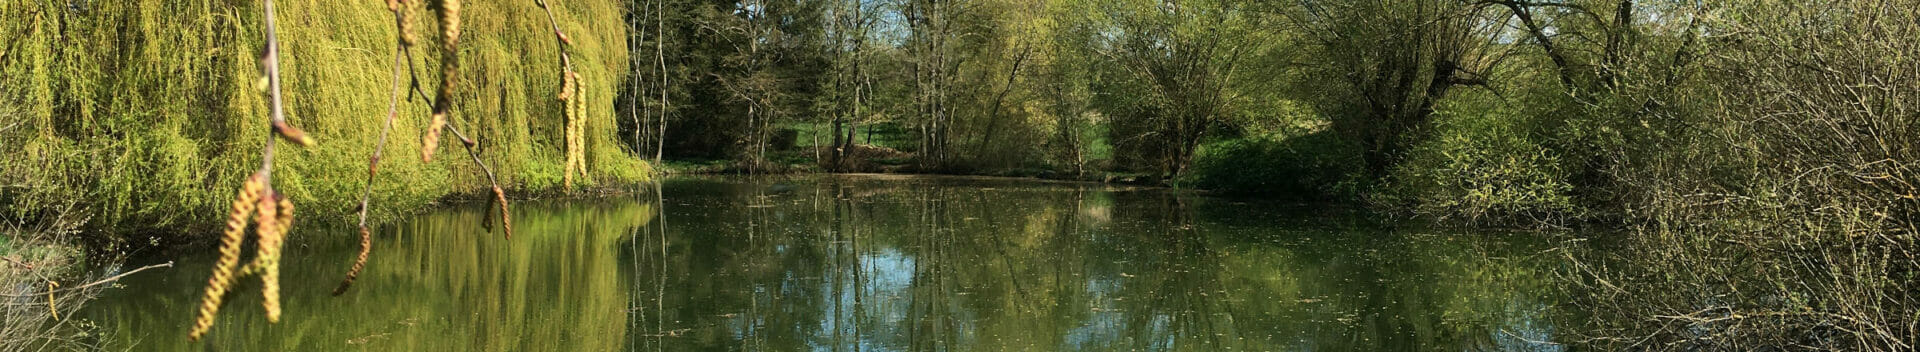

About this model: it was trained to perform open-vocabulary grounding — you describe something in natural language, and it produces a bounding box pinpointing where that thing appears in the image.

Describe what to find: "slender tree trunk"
[653,0,667,163]
[976,41,1032,155]
[641,0,656,155]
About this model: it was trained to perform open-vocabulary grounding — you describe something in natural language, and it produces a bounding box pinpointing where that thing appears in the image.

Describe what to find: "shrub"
[1383,96,1577,225]
[1185,130,1363,200]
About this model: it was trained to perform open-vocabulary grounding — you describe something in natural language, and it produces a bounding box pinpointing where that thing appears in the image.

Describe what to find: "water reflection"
[85,175,1567,351]
[624,175,1567,351]
[85,200,655,351]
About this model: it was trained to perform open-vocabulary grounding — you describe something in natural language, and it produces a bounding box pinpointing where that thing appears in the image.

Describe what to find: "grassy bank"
[0,0,647,252]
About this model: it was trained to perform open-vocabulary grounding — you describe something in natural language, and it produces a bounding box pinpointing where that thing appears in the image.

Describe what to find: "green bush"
[1185,130,1363,200]
[1383,99,1576,224]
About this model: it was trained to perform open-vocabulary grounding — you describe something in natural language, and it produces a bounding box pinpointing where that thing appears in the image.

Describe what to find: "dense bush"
[1185,130,1363,200]
[1380,91,1577,225]
[1562,2,1919,349]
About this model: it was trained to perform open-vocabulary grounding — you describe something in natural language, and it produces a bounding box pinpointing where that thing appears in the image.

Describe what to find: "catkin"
[46,282,57,321]
[332,225,373,296]
[423,112,447,163]
[562,70,578,189]
[189,174,265,341]
[439,0,460,52]
[252,194,284,323]
[576,73,586,178]
[425,0,463,164]
[558,67,576,101]
[493,185,513,239]
[399,0,418,47]
[437,0,461,100]
[566,72,588,185]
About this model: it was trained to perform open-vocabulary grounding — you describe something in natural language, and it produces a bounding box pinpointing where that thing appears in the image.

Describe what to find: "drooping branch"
[336,0,510,298]
[537,0,587,190]
[190,0,311,340]
[336,0,416,297]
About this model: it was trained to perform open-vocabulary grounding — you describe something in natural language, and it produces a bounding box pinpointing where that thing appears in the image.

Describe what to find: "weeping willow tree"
[0,0,644,245]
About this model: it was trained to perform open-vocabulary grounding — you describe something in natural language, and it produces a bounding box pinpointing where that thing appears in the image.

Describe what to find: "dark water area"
[82,174,1572,351]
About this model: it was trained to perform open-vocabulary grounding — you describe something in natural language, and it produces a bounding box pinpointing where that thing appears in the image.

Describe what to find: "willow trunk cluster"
[540,0,587,190]
[188,0,312,340]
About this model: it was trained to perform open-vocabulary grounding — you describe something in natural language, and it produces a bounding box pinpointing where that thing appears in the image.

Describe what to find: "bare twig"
[1,262,174,298]
[337,1,414,296]
[0,257,31,270]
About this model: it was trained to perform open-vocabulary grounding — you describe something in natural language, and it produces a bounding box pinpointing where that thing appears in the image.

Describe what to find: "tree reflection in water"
[82,174,1567,351]
[624,175,1567,351]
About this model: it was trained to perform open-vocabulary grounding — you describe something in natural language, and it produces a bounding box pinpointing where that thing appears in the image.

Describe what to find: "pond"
[82,174,1571,351]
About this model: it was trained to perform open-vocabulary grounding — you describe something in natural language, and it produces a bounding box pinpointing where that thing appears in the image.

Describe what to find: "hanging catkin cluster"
[190,164,304,339]
[563,71,588,189]
[422,0,462,163]
[541,0,587,190]
[189,174,264,341]
[190,0,311,341]
[339,0,513,297]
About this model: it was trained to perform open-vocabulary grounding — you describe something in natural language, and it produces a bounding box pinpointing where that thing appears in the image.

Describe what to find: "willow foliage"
[0,0,648,244]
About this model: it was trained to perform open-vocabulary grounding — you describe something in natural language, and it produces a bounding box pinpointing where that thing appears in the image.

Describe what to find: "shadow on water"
[85,174,1570,350]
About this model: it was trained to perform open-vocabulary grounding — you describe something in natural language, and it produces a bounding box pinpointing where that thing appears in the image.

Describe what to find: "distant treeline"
[618,0,1916,349]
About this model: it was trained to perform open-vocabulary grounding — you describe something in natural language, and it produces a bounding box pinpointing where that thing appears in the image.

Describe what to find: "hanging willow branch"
[336,0,414,297]
[190,0,311,340]
[335,0,513,297]
[538,0,587,190]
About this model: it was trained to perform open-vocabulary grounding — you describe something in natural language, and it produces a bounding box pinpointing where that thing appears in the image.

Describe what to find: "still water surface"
[85,175,1568,351]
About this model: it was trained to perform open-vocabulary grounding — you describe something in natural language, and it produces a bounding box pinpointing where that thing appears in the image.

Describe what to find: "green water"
[82,175,1569,351]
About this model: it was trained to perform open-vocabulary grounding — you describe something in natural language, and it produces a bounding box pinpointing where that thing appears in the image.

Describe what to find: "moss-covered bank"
[0,0,645,249]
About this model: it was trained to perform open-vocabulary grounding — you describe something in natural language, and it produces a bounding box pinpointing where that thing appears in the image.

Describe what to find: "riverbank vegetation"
[1,0,1915,349]
[620,0,1915,348]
